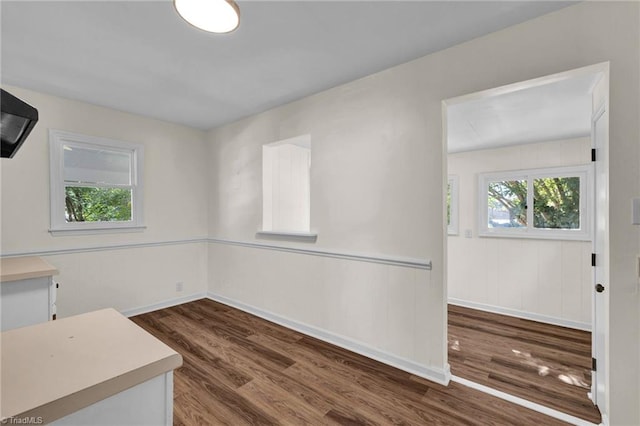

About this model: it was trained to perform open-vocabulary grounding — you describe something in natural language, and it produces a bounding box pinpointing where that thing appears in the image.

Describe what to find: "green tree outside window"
[487,177,580,230]
[65,187,132,222]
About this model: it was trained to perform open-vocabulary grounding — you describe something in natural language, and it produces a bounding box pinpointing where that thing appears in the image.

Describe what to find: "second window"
[479,165,591,240]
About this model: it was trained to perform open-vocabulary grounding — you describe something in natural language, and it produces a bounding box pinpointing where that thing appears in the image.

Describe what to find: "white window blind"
[63,145,132,186]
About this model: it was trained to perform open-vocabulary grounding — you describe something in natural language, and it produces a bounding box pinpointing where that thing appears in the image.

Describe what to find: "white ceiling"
[1,1,574,130]
[446,72,599,153]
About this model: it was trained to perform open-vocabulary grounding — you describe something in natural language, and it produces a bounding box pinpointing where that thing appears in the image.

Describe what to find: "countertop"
[0,256,58,282]
[0,308,182,423]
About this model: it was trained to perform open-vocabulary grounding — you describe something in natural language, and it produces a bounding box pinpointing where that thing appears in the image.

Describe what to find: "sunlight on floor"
[512,348,589,389]
[450,339,461,351]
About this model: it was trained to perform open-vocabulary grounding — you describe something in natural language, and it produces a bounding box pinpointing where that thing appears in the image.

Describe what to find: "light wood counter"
[1,308,182,423]
[0,256,58,282]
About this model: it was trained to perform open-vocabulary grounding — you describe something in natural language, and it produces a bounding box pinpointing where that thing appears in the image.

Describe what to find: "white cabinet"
[51,373,174,426]
[0,256,58,331]
[1,276,54,331]
[1,308,182,425]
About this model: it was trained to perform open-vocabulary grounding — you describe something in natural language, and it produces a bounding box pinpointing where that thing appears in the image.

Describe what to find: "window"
[479,165,591,240]
[447,175,459,235]
[261,134,313,238]
[49,130,144,234]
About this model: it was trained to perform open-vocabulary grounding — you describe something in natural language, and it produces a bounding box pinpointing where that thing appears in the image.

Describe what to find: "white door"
[591,102,608,417]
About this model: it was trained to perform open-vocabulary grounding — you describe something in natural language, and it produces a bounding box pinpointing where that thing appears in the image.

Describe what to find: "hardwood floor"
[132,299,567,425]
[448,304,601,424]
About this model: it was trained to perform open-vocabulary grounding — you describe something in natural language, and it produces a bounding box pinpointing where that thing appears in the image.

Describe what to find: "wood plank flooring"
[132,299,567,425]
[448,304,601,424]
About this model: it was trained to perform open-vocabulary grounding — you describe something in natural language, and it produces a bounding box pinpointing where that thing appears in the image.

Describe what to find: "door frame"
[590,82,610,420]
[441,62,610,421]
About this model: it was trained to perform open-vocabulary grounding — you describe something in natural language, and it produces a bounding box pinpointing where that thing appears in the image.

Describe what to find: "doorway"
[442,63,609,424]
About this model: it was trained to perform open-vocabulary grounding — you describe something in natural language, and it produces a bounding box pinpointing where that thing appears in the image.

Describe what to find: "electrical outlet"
[464,229,472,238]
[176,282,184,292]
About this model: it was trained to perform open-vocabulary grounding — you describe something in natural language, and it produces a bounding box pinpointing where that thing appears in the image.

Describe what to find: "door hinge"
[591,148,596,162]
[592,357,597,371]
[592,253,596,267]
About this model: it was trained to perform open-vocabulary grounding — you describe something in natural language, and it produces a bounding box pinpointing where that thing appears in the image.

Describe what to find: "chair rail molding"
[208,237,432,270]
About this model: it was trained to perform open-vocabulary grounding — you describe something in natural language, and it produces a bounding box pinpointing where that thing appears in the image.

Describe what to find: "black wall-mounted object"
[1,89,39,158]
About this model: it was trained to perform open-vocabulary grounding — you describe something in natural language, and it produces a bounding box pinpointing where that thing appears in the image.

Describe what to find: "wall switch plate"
[632,198,640,225]
[637,255,640,293]
[464,229,472,238]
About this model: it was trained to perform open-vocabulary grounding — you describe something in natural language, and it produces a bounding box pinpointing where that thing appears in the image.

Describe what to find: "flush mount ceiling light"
[174,0,240,34]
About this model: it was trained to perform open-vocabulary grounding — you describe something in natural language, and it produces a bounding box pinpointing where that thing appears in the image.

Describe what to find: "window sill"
[255,231,318,243]
[49,226,147,237]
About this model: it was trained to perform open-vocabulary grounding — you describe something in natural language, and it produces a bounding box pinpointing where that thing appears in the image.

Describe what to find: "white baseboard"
[121,292,207,317]
[207,291,451,386]
[448,298,591,331]
[119,290,451,386]
[452,376,599,426]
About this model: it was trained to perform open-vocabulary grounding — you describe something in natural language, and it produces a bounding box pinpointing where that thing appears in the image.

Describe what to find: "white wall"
[207,66,445,379]
[448,138,592,329]
[207,3,639,423]
[0,86,209,317]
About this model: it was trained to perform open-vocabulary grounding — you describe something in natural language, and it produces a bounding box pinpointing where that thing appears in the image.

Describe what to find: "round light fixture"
[174,0,240,34]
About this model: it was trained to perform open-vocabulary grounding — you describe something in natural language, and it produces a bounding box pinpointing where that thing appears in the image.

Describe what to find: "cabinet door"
[1,277,51,331]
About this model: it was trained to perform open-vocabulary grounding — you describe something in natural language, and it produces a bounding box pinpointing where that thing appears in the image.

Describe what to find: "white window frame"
[49,130,145,235]
[478,165,592,241]
[447,175,459,235]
